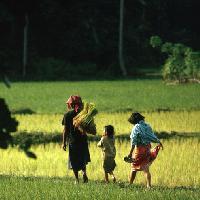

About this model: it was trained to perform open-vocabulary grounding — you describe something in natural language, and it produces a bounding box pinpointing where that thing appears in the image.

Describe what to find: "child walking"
[97,125,116,183]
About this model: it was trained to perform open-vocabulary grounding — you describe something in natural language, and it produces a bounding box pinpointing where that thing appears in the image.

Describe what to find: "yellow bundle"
[73,102,98,135]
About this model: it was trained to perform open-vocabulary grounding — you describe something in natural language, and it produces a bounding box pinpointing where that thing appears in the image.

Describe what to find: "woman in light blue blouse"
[128,112,163,188]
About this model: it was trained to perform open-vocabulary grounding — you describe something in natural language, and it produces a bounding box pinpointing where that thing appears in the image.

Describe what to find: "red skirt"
[131,144,160,171]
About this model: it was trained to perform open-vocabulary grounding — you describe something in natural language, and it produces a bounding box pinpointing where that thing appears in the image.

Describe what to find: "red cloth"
[66,95,82,112]
[150,144,161,161]
[131,144,161,171]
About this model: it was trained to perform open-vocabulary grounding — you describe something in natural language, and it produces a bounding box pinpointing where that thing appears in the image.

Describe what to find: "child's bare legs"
[129,170,137,184]
[143,167,151,188]
[109,171,116,183]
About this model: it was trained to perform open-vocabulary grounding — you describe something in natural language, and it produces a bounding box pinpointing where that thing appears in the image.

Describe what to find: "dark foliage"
[0,98,36,158]
[0,0,200,79]
[0,98,18,148]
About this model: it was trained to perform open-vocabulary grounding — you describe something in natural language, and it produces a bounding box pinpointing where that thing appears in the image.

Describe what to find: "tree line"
[0,0,200,79]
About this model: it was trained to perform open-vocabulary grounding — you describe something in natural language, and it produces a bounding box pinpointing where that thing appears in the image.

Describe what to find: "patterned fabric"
[130,120,160,146]
[131,144,161,171]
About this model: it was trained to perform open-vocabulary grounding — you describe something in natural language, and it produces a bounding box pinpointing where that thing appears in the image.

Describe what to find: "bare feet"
[146,185,151,189]
[105,180,109,184]
[74,179,79,184]
[112,177,116,183]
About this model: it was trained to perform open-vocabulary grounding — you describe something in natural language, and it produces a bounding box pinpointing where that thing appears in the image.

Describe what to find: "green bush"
[150,36,163,48]
[150,36,200,83]
[185,51,200,79]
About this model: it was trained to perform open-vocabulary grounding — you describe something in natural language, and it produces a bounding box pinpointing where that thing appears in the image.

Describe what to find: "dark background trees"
[0,0,200,79]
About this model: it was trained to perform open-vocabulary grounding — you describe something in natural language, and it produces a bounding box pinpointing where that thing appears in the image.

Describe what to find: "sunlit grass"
[15,111,200,135]
[0,138,199,187]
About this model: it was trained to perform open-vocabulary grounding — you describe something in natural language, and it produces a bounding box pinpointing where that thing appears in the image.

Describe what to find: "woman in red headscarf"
[62,95,90,183]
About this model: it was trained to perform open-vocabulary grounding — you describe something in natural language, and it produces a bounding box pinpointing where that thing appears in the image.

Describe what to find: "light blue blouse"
[130,120,160,146]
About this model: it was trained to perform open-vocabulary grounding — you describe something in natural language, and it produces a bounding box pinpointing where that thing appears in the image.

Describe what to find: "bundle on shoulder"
[73,102,98,135]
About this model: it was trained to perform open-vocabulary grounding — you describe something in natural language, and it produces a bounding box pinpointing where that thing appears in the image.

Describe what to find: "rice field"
[0,138,199,188]
[1,80,200,113]
[15,111,200,135]
[1,80,200,199]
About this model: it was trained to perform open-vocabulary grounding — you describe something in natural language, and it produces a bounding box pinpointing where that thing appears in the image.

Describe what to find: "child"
[97,125,116,183]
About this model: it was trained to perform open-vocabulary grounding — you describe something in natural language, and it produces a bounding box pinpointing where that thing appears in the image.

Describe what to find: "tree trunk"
[119,0,127,76]
[23,14,29,77]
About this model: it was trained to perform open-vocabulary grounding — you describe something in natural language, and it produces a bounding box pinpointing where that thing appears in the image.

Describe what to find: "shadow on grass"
[12,108,36,114]
[12,131,200,146]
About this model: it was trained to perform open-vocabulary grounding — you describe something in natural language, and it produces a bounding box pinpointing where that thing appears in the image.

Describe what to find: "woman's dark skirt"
[68,142,91,171]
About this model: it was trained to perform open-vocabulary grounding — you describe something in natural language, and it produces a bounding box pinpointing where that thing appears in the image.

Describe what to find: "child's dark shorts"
[103,156,116,173]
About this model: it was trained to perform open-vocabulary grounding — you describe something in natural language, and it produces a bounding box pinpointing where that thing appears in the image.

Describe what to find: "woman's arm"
[129,125,138,157]
[128,145,135,157]
[146,125,164,150]
[146,125,161,144]
[62,126,69,151]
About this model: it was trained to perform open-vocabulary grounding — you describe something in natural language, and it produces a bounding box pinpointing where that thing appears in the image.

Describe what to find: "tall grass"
[15,111,200,135]
[0,138,199,187]
[1,80,200,113]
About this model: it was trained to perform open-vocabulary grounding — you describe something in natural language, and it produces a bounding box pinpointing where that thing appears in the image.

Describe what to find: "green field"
[0,139,200,187]
[1,80,200,113]
[0,80,200,199]
[15,111,200,135]
[0,138,199,199]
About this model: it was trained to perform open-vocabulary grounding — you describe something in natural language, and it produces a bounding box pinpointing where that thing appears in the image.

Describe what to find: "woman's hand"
[128,153,132,158]
[159,142,164,150]
[62,143,67,151]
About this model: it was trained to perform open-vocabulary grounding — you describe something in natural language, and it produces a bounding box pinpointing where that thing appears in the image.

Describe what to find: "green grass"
[1,80,200,113]
[0,176,199,200]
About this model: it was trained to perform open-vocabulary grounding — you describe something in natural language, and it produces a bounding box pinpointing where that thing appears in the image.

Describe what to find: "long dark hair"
[128,112,145,125]
[104,125,114,138]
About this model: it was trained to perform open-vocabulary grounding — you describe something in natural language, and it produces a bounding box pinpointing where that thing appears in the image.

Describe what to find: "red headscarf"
[66,95,82,112]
